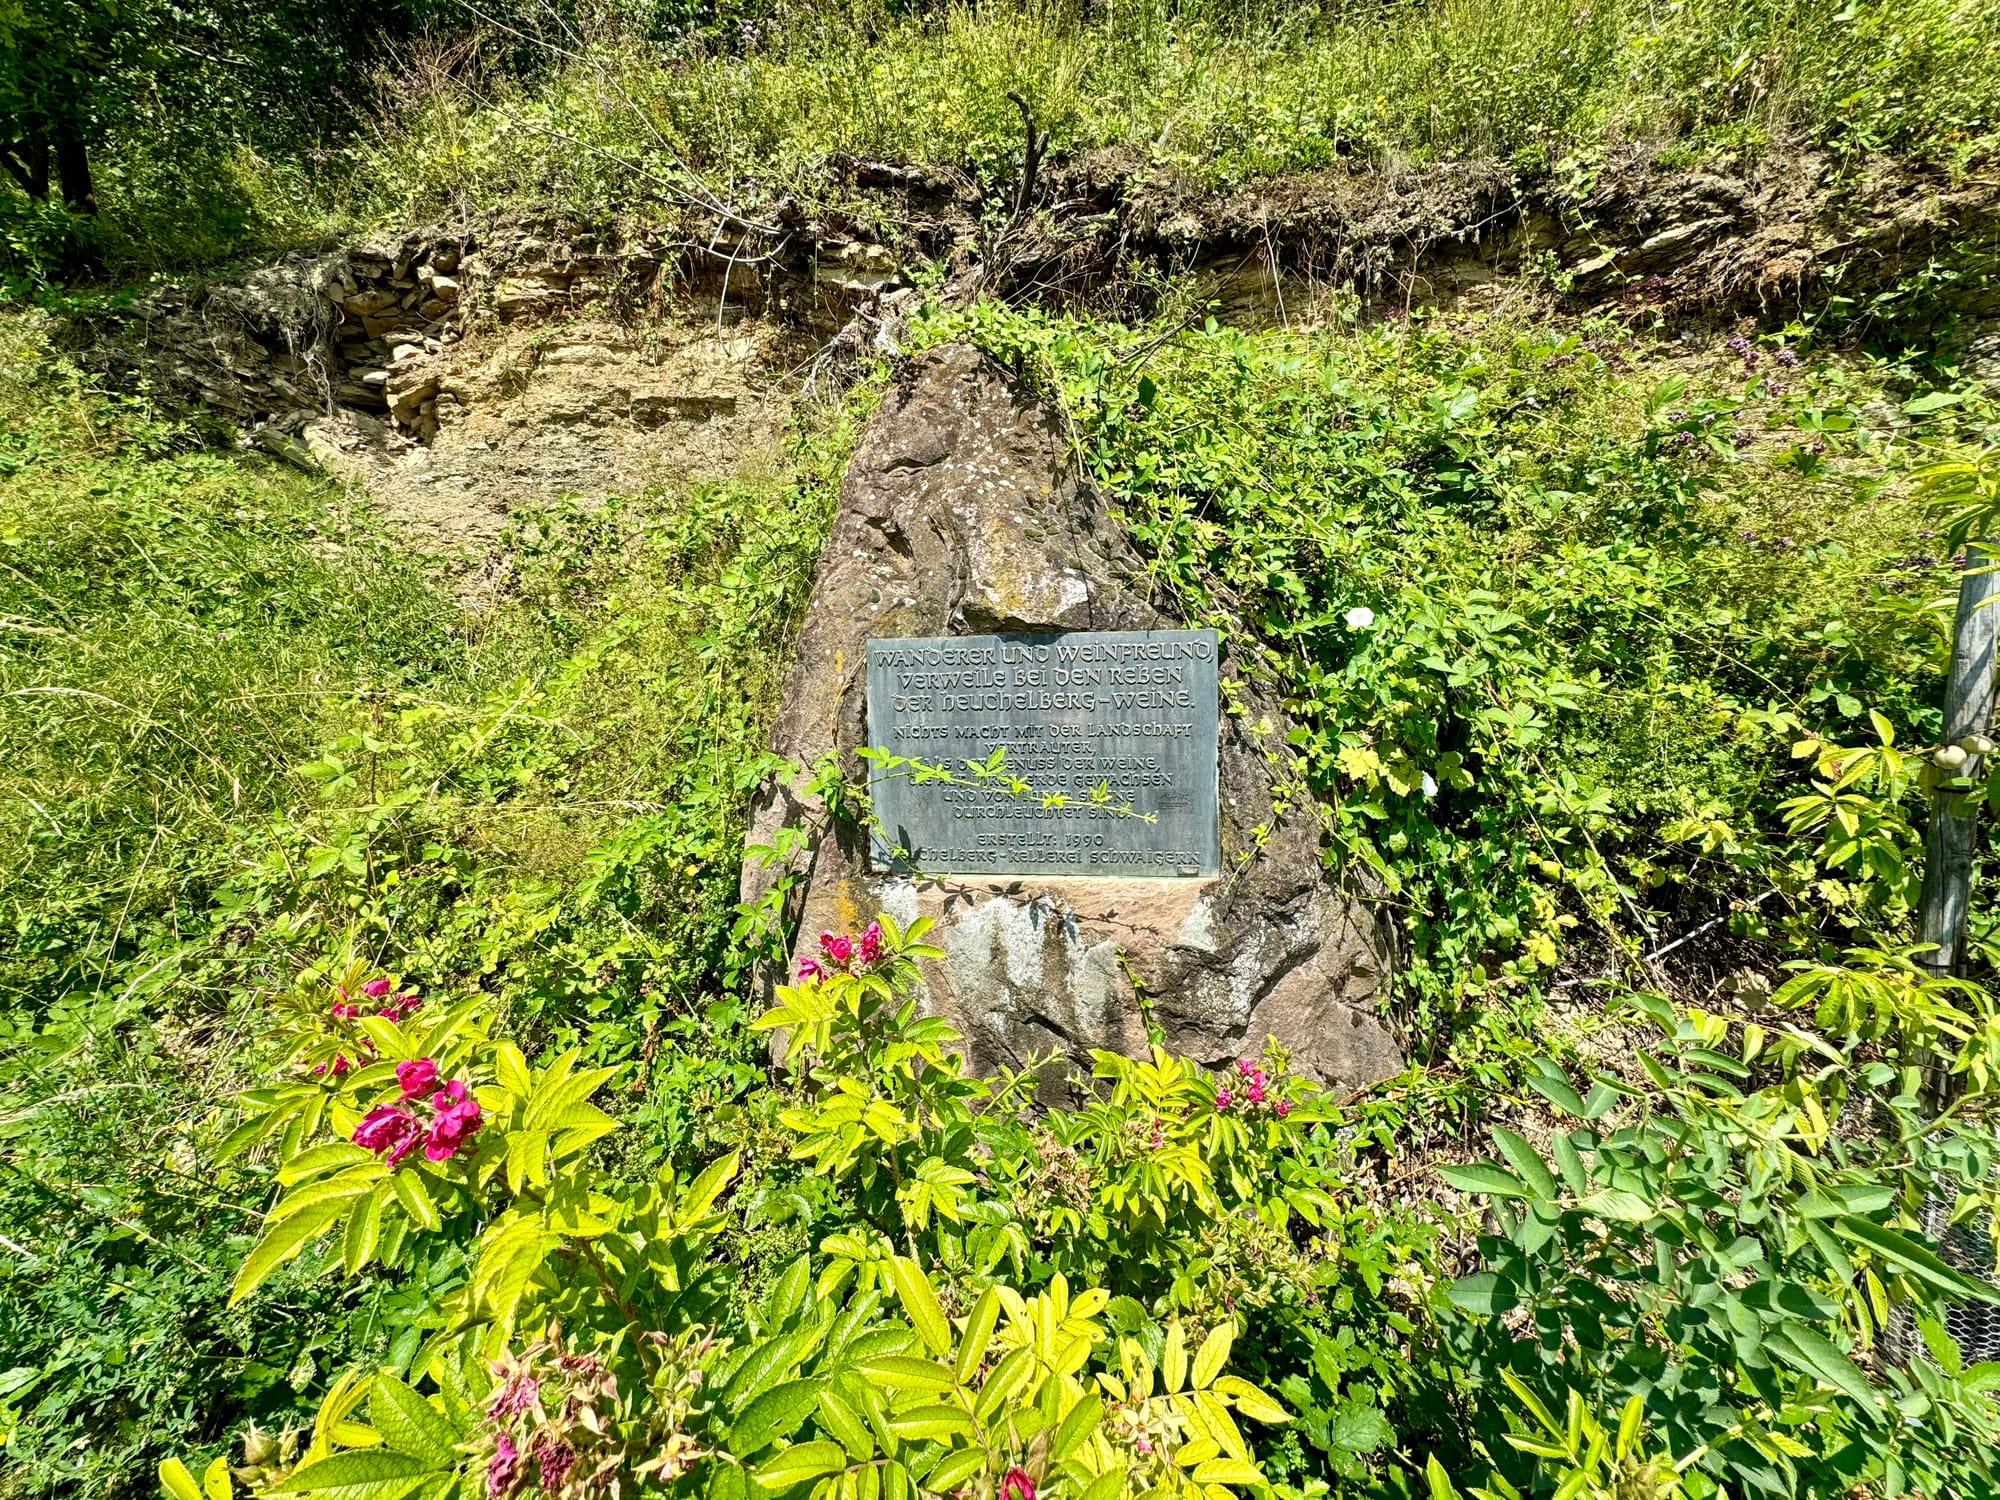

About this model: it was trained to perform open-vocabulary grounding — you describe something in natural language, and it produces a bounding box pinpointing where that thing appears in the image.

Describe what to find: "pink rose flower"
[1236,1059,1254,1077]
[1245,1075,1266,1105]
[797,957,822,982]
[858,920,883,964]
[353,1104,421,1167]
[1274,1099,1292,1119]
[362,977,393,999]
[331,1001,359,1020]
[425,1084,484,1160]
[1214,1089,1232,1111]
[820,930,853,966]
[1001,1468,1036,1500]
[396,1058,439,1101]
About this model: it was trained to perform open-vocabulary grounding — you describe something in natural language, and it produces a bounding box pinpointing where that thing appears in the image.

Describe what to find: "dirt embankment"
[64,145,2000,555]
[852,143,2000,325]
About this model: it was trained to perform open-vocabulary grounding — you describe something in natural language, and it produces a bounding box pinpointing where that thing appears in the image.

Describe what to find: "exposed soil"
[64,142,2000,557]
[300,315,798,565]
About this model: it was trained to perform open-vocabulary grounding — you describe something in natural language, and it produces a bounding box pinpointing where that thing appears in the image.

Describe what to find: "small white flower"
[1344,606,1375,630]
[1421,771,1439,799]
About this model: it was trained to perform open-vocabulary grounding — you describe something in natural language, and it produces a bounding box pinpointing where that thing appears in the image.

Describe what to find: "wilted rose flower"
[797,957,822,982]
[396,1058,439,1101]
[858,920,883,965]
[487,1433,520,1498]
[353,1104,421,1167]
[533,1439,575,1492]
[485,1372,540,1422]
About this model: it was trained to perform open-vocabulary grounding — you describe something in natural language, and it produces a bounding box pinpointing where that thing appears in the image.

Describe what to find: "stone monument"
[740,343,1402,1091]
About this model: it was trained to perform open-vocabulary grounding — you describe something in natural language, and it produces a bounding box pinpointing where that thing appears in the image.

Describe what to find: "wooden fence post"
[1916,543,2000,979]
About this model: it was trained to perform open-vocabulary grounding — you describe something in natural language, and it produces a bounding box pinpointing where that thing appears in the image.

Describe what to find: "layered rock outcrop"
[741,343,1402,1093]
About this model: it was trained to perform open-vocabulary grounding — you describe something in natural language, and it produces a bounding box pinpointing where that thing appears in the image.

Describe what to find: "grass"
[353,0,2000,234]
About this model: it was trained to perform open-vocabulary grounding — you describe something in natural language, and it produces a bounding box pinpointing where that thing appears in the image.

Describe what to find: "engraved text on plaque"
[865,629,1221,877]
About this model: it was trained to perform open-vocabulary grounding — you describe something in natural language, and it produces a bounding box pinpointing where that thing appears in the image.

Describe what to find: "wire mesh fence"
[1883,1195,2000,1366]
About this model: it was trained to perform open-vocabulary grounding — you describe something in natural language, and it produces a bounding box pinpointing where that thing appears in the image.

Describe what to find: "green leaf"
[679,1151,741,1223]
[1835,1217,2000,1303]
[861,1357,956,1394]
[1192,1322,1232,1390]
[816,1390,875,1462]
[388,1170,440,1233]
[1213,1375,1289,1424]
[925,1449,986,1492]
[1437,1163,1528,1199]
[1078,1466,1125,1500]
[735,1379,824,1454]
[764,1257,811,1331]
[368,1373,459,1466]
[888,1404,975,1441]
[1580,1082,1621,1119]
[1525,1074,1586,1117]
[888,1256,951,1358]
[278,1143,374,1185]
[1445,1273,1519,1316]
[753,1442,847,1491]
[1052,1393,1103,1460]
[1326,1400,1393,1454]
[158,1460,206,1500]
[1163,1319,1187,1393]
[955,1288,1001,1386]
[974,1347,1036,1421]
[1491,1127,1557,1200]
[1577,1189,1654,1222]
[1192,1460,1264,1486]
[724,1331,818,1413]
[230,1196,349,1306]
[341,1190,384,1276]
[1766,1326,1877,1409]
[1550,1133,1589,1195]
[270,1449,432,1495]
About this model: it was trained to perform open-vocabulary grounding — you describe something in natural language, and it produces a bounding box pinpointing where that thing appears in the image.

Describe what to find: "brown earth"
[60,143,2000,563]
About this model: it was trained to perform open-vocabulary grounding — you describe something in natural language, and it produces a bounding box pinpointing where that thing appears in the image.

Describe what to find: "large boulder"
[741,344,1402,1091]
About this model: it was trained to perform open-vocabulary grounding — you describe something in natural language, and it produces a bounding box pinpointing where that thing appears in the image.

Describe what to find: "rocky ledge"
[740,343,1403,1095]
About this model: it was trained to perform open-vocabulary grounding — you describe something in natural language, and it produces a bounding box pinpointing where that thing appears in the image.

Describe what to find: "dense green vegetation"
[8,282,2000,1496]
[6,1,2000,1498]
[0,316,858,1492]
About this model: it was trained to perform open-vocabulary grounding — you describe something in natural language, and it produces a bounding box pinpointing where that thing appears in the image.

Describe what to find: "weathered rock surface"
[741,343,1402,1092]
